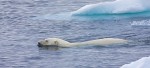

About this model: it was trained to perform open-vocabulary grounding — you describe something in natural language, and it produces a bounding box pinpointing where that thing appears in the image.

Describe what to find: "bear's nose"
[37,42,42,47]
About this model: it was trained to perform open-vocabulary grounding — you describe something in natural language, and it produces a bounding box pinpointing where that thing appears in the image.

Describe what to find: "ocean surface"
[0,0,150,68]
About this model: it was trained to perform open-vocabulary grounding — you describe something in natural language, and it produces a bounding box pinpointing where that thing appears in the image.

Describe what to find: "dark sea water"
[0,0,150,68]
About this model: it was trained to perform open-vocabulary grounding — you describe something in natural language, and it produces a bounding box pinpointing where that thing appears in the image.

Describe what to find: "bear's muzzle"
[37,42,43,47]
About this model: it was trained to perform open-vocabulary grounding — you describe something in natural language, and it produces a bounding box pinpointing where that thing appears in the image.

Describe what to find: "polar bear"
[37,38,128,47]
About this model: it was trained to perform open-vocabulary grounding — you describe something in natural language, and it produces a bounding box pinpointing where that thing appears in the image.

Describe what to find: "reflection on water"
[35,10,150,21]
[38,46,61,51]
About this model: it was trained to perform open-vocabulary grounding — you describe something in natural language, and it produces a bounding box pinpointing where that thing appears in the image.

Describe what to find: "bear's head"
[38,38,70,47]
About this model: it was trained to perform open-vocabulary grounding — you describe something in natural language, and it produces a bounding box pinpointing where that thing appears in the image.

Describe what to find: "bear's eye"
[45,40,48,42]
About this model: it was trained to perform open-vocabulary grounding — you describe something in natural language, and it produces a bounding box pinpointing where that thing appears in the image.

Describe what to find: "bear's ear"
[54,41,59,45]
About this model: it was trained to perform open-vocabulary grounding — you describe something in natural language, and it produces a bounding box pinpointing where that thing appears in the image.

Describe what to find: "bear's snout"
[37,42,43,47]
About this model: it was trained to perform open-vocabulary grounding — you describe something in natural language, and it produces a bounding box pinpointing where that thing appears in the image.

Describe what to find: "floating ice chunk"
[72,0,150,15]
[120,56,150,68]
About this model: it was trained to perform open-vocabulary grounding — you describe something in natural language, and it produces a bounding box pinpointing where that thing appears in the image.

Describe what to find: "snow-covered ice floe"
[120,56,150,68]
[72,0,150,15]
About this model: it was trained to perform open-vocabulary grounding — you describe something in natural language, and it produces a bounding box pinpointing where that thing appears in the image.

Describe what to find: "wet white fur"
[38,38,128,47]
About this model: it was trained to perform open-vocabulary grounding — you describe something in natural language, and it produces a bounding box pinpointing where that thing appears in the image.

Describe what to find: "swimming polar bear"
[37,38,128,47]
